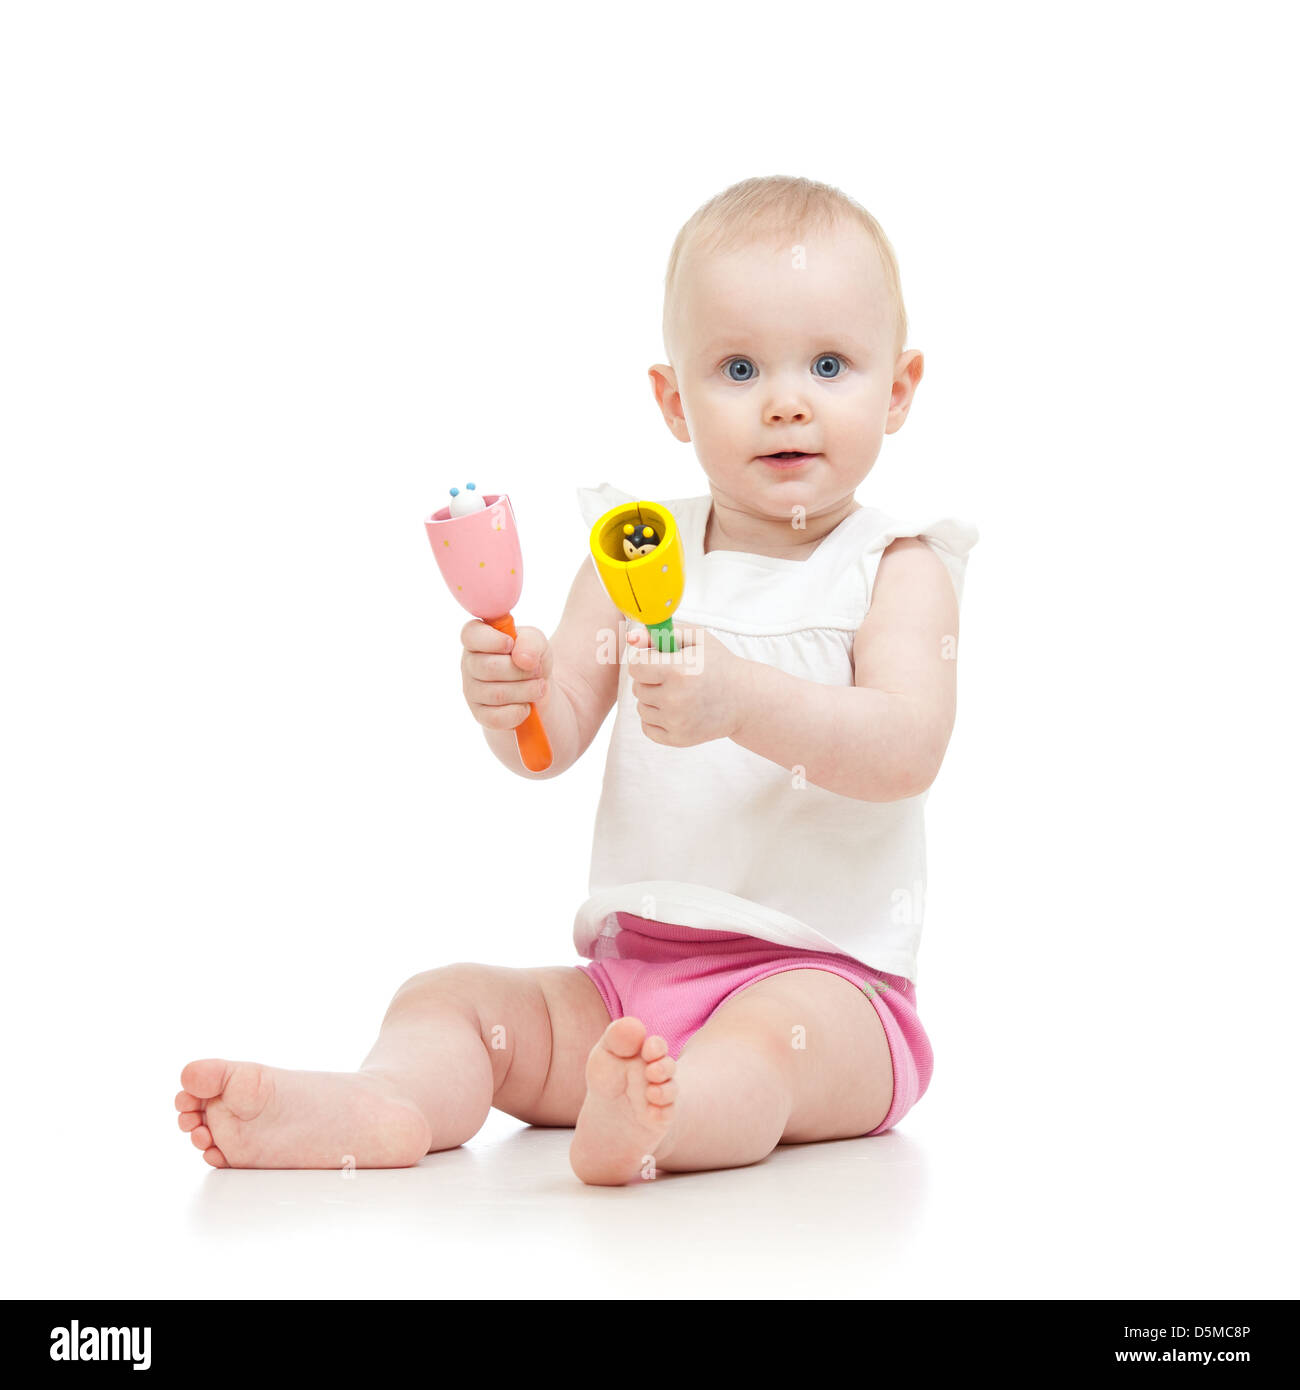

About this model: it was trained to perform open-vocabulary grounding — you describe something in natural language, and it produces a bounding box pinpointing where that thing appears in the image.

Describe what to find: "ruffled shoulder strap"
[855,508,980,605]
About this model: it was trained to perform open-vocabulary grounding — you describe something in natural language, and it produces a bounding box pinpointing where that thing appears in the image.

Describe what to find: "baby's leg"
[175,964,610,1169]
[570,969,891,1185]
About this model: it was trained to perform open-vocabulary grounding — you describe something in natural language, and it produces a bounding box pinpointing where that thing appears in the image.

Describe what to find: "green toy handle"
[645,618,677,653]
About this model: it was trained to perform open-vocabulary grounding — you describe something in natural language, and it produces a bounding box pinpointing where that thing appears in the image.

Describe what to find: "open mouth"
[759,451,818,467]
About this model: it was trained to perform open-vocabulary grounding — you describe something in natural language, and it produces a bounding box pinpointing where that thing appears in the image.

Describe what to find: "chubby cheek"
[813,393,886,486]
[682,386,750,470]
[825,378,884,443]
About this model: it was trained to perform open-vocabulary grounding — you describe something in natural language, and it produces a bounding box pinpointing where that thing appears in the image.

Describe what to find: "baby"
[175,174,976,1186]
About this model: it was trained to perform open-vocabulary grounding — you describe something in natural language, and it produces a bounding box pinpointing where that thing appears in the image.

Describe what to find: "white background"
[2,0,1296,1300]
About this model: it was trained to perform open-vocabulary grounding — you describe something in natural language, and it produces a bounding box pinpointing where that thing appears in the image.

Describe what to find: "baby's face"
[654,219,920,521]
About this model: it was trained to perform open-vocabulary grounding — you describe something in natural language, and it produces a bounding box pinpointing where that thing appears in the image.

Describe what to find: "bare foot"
[174,1059,432,1170]
[570,1018,677,1186]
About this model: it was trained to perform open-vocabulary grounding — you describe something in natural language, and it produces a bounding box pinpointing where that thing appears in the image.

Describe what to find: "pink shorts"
[577,912,933,1135]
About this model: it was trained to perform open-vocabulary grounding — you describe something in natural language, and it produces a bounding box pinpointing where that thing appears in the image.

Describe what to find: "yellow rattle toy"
[587,499,685,652]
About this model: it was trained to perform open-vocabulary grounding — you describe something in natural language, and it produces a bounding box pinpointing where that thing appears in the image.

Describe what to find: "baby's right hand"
[460,620,552,731]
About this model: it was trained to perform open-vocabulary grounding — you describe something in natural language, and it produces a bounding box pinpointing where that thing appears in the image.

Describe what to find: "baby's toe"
[180,1059,231,1100]
[646,1079,677,1108]
[640,1034,668,1063]
[174,1089,202,1114]
[177,1110,201,1133]
[602,1017,648,1059]
[644,1057,674,1083]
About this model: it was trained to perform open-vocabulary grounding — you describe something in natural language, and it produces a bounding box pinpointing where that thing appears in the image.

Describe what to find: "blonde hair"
[662,174,908,359]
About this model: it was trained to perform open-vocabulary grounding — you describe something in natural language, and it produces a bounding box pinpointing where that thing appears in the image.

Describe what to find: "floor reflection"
[187,1114,929,1293]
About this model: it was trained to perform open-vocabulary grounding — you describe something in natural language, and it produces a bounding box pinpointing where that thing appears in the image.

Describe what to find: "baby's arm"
[466,554,622,779]
[729,537,959,801]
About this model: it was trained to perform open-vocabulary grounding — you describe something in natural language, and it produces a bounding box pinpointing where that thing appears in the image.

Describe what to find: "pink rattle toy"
[425,483,553,772]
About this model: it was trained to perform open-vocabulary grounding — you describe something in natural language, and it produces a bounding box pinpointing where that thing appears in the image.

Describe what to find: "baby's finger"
[463,650,534,683]
[509,625,549,674]
[628,655,666,685]
[473,701,532,731]
[461,619,515,654]
[471,676,548,707]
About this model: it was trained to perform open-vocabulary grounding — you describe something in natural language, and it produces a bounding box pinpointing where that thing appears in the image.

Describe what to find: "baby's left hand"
[626,625,751,747]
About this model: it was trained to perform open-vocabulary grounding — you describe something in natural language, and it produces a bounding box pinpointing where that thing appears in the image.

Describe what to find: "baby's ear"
[648,364,691,443]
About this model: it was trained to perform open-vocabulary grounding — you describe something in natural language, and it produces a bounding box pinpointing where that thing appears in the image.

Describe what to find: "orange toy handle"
[485,613,553,772]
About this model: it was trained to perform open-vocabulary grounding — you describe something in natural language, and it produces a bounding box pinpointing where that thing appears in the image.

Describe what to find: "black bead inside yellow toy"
[622,523,659,560]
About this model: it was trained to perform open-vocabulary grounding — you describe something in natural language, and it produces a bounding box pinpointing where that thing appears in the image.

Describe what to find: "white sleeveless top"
[572,482,978,983]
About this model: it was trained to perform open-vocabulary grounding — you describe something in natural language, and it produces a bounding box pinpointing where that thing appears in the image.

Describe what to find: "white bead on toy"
[448,482,487,518]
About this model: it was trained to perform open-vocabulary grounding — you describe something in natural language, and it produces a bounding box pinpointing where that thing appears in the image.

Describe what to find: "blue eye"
[724,357,756,382]
[813,354,845,378]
